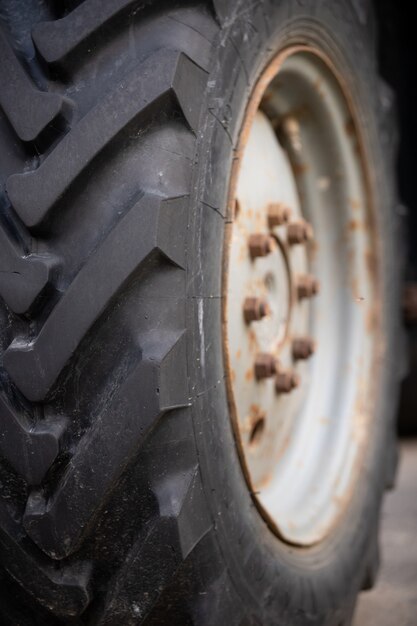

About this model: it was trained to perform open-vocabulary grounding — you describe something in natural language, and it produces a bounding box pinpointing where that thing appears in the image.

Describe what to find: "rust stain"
[349,197,361,211]
[346,218,362,232]
[317,176,331,191]
[345,117,355,137]
[238,245,246,263]
[248,328,259,353]
[313,77,325,99]
[308,237,319,261]
[366,303,378,334]
[256,470,274,490]
[318,416,330,425]
[292,161,309,177]
[241,414,254,434]
[365,249,378,283]
[275,433,291,461]
[245,368,254,382]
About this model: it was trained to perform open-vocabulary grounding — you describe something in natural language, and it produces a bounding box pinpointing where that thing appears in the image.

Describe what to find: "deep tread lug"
[100,469,212,624]
[4,194,188,402]
[32,0,146,64]
[6,50,206,228]
[0,228,58,314]
[0,30,67,142]
[0,502,91,617]
[0,395,66,485]
[23,330,188,558]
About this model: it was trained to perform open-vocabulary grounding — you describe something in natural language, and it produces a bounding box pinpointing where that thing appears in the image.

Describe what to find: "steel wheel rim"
[223,47,380,546]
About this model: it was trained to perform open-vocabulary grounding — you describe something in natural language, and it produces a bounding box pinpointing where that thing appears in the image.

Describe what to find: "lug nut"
[296,275,320,300]
[254,353,277,380]
[243,297,269,324]
[292,337,316,360]
[287,219,314,245]
[275,369,300,393]
[248,234,273,259]
[267,203,291,228]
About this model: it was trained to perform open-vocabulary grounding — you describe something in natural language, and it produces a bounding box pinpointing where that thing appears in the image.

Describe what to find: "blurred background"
[355,3,416,624]
[374,1,417,435]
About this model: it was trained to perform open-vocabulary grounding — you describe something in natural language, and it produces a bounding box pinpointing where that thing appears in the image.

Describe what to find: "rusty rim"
[223,47,380,546]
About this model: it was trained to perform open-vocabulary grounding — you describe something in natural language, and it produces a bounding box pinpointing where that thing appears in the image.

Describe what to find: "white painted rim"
[224,50,379,546]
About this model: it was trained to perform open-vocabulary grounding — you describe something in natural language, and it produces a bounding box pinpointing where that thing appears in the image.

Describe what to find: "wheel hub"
[226,106,317,490]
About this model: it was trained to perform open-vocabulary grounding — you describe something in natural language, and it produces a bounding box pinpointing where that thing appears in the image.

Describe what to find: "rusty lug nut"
[287,219,314,245]
[275,369,300,393]
[248,234,273,259]
[292,337,316,360]
[243,297,269,324]
[267,203,291,228]
[254,353,277,380]
[296,275,320,300]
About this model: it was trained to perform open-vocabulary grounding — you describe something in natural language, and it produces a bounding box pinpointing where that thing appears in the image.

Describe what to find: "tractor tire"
[0,1,404,624]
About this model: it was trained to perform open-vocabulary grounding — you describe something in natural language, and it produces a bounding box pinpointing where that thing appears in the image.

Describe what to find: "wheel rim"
[223,48,380,546]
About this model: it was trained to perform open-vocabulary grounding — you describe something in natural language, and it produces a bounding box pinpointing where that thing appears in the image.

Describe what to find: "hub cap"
[224,49,379,546]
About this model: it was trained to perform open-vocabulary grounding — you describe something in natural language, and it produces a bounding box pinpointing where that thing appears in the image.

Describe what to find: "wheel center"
[226,109,317,490]
[244,237,290,352]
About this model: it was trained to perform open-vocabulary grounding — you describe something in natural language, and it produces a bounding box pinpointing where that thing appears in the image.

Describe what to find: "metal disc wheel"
[224,48,379,546]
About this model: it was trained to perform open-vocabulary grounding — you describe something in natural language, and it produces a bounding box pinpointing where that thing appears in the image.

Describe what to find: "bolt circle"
[275,369,300,393]
[287,219,314,245]
[267,203,291,228]
[296,275,320,300]
[243,297,269,324]
[292,337,316,360]
[248,233,273,259]
[254,353,278,380]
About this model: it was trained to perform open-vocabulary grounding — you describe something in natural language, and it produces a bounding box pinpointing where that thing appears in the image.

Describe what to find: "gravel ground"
[353,439,417,626]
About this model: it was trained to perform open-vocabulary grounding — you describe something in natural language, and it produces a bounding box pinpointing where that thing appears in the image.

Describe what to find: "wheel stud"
[275,369,300,393]
[267,203,291,228]
[292,337,316,360]
[254,353,277,380]
[243,297,269,324]
[296,275,320,300]
[287,219,314,245]
[248,234,273,259]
